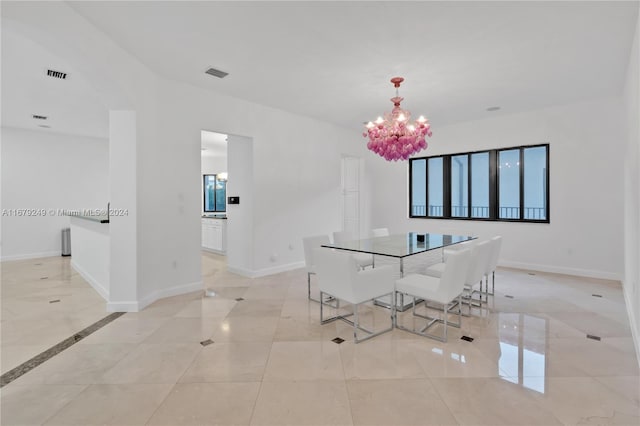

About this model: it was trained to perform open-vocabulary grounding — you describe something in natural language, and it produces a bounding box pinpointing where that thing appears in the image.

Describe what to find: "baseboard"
[226,265,254,278]
[136,280,203,311]
[227,261,305,278]
[621,279,640,369]
[499,260,622,281]
[1,251,61,262]
[106,301,139,312]
[70,259,109,301]
[202,247,226,255]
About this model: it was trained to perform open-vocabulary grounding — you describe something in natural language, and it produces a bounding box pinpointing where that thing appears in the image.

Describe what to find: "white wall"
[5,2,369,309]
[153,80,367,285]
[108,111,138,311]
[367,97,625,281]
[69,217,110,299]
[3,2,159,311]
[1,127,109,260]
[623,11,640,365]
[201,155,227,176]
[226,134,253,274]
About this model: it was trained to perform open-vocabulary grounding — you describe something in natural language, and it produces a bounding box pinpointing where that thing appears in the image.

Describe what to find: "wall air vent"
[205,67,229,79]
[47,69,67,79]
[32,114,48,120]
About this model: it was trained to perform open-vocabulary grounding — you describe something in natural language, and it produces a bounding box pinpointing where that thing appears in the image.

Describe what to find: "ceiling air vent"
[205,67,229,79]
[47,69,67,80]
[32,114,48,120]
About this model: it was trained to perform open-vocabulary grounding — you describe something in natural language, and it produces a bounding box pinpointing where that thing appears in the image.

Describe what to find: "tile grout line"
[247,336,276,425]
[142,315,213,424]
[0,311,126,388]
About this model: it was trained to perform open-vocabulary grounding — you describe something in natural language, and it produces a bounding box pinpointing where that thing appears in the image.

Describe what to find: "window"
[498,149,520,219]
[409,144,549,223]
[428,157,444,217]
[471,152,490,218]
[451,154,468,217]
[410,159,426,216]
[203,174,227,212]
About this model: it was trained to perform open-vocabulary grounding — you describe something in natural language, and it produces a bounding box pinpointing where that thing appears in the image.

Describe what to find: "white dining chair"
[441,238,476,262]
[332,231,374,269]
[395,248,472,342]
[484,236,503,295]
[302,234,330,302]
[314,247,395,343]
[371,228,390,237]
[425,239,493,310]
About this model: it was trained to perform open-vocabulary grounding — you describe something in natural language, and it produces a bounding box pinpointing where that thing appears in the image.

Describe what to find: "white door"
[342,157,361,238]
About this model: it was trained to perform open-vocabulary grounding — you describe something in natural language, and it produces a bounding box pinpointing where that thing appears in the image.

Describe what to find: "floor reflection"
[497,313,547,393]
[431,347,467,363]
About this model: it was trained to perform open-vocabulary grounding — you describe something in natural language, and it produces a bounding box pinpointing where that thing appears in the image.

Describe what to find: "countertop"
[69,214,109,224]
[202,214,227,220]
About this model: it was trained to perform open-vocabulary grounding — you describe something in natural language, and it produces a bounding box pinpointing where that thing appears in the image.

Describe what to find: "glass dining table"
[322,232,475,310]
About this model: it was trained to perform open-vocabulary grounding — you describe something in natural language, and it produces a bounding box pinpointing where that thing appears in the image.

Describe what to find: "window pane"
[524,146,547,220]
[451,154,468,217]
[204,175,216,212]
[411,159,426,216]
[499,149,520,219]
[471,152,489,218]
[215,179,227,211]
[428,157,443,217]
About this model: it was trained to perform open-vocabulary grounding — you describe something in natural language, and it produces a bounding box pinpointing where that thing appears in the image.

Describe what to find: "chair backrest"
[439,248,472,301]
[302,234,330,273]
[333,230,355,246]
[486,236,503,272]
[371,228,390,237]
[466,240,492,285]
[455,239,477,249]
[443,239,477,261]
[314,247,358,301]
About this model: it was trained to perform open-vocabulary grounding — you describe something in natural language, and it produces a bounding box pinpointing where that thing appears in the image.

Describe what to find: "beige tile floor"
[1,251,639,425]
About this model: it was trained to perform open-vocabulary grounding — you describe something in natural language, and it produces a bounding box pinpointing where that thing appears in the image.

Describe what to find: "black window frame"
[409,143,550,223]
[203,174,227,213]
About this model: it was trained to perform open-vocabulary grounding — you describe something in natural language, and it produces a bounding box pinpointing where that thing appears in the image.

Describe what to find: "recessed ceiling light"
[205,67,229,79]
[486,106,501,112]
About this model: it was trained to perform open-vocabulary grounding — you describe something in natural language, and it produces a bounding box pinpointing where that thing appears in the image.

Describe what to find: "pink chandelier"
[363,77,432,161]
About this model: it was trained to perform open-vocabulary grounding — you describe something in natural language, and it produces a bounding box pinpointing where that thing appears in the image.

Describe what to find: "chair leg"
[443,303,448,342]
[309,274,340,307]
[396,292,464,343]
[353,303,359,341]
[391,293,396,330]
[392,291,398,327]
[352,294,395,343]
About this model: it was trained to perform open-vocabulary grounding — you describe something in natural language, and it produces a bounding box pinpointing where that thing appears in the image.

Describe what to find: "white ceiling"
[1,24,109,139]
[2,1,638,138]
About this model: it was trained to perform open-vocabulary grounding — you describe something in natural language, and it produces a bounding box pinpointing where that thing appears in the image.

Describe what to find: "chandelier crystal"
[363,77,432,161]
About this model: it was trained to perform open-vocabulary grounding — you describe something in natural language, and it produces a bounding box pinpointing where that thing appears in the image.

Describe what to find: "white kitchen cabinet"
[202,217,226,254]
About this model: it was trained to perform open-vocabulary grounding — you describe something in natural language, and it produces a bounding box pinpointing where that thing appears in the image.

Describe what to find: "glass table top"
[322,232,475,258]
